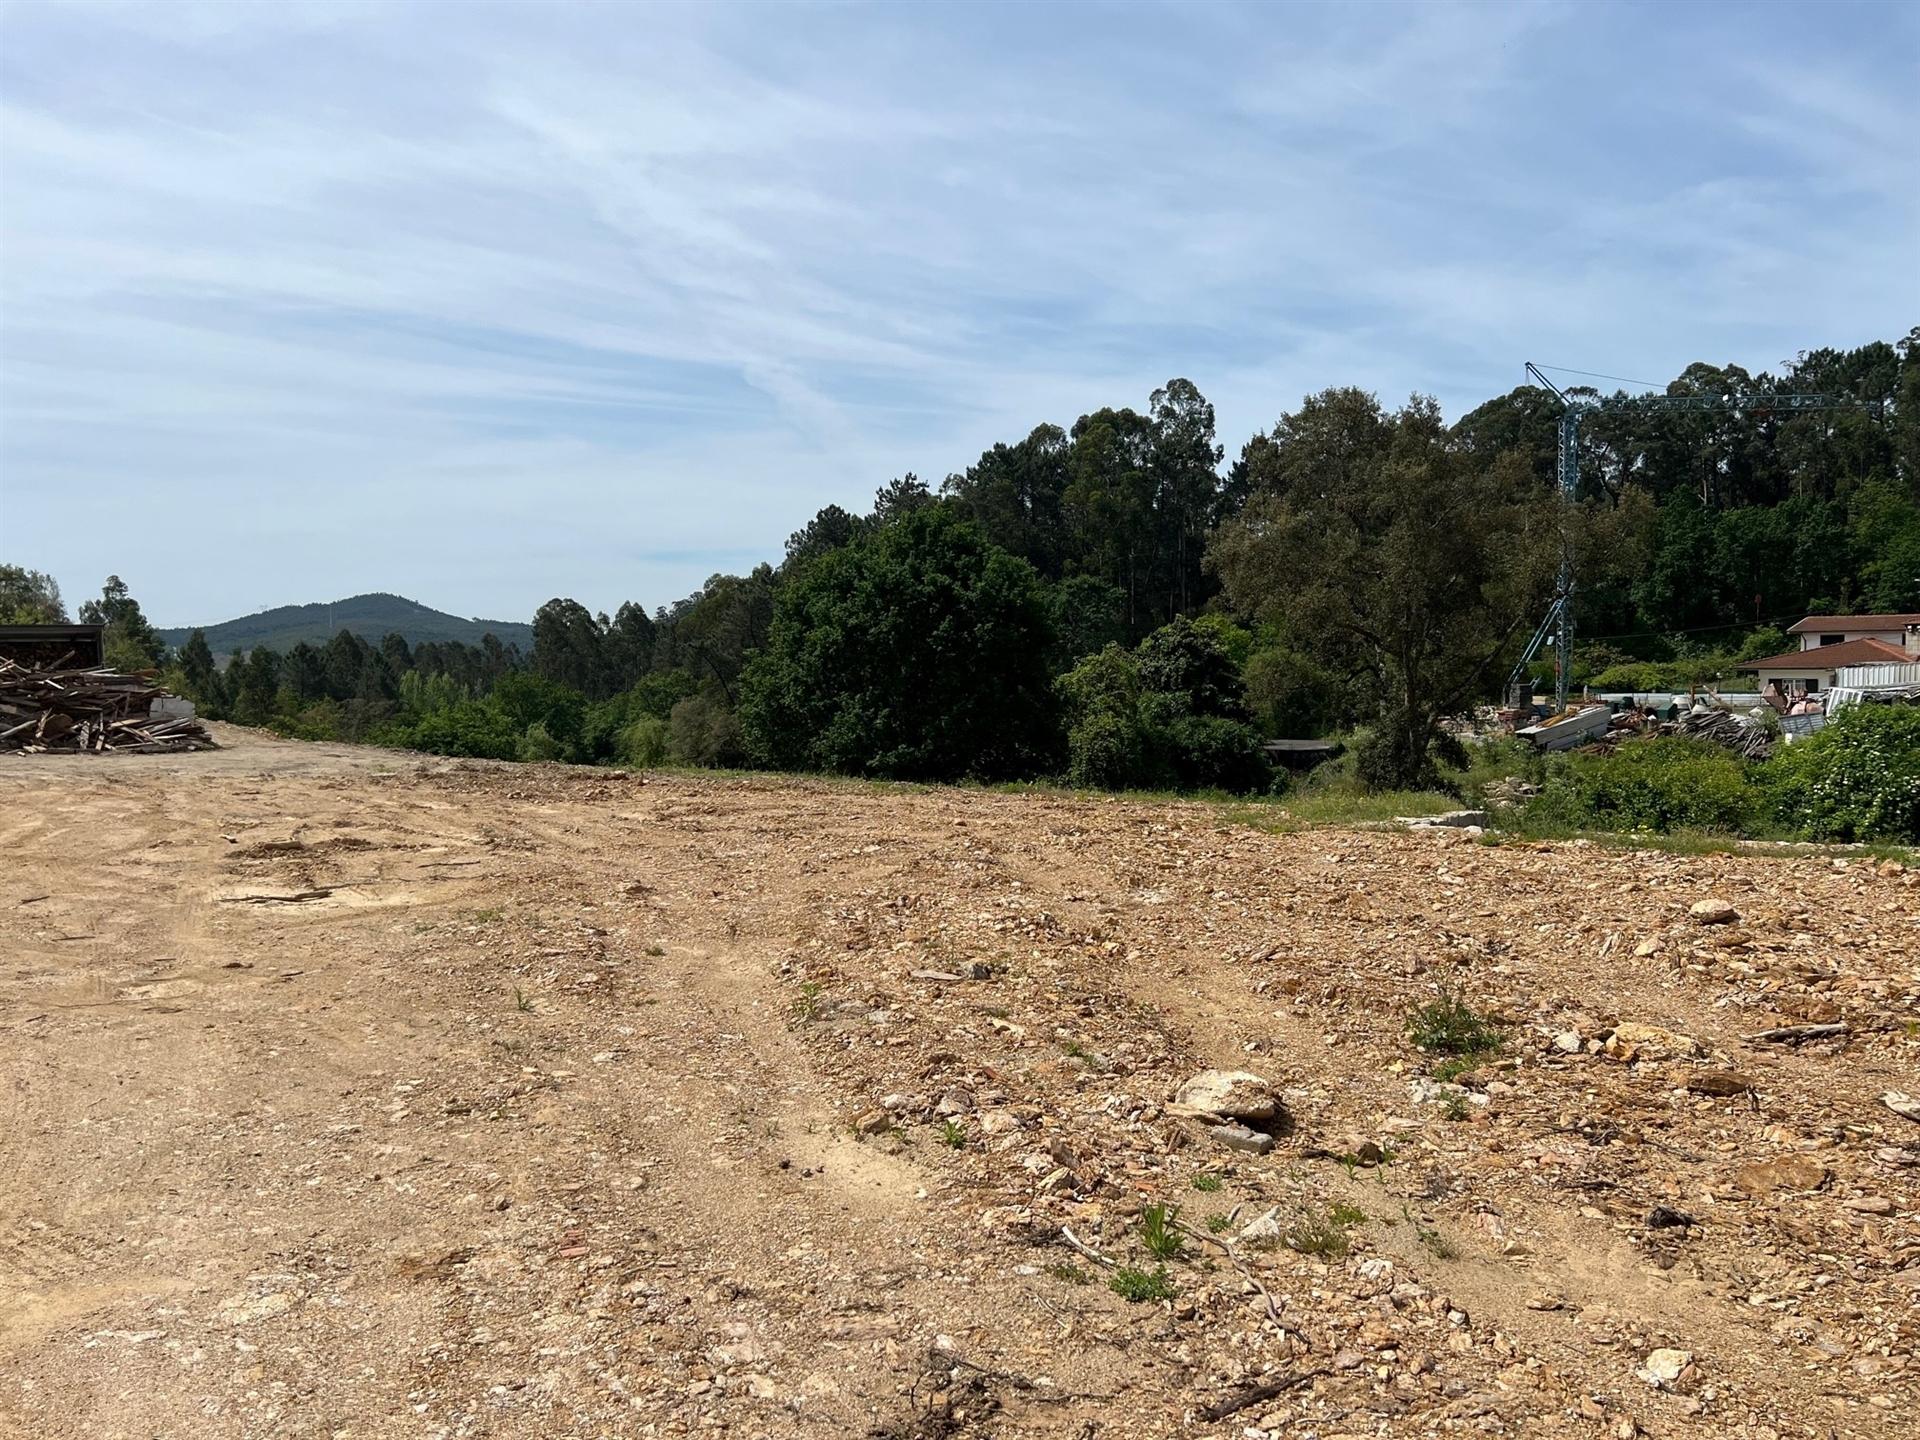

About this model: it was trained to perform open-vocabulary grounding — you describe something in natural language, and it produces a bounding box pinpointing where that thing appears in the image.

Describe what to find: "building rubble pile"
[0,659,215,754]
[1569,702,1778,760]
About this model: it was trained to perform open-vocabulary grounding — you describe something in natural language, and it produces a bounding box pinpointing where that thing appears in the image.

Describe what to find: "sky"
[1,0,1915,628]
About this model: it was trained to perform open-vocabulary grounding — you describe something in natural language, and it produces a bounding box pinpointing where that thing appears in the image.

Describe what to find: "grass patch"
[1285,1211,1350,1259]
[1047,1262,1090,1285]
[1139,1203,1184,1260]
[1409,988,1502,1057]
[1206,1213,1232,1233]
[1189,1173,1222,1193]
[1221,787,1457,835]
[939,1119,967,1149]
[792,981,824,1022]
[1329,1202,1366,1226]
[1109,1265,1176,1303]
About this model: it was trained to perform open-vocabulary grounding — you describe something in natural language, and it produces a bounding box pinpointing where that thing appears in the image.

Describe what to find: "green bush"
[1528,737,1759,834]
[618,715,670,767]
[1067,710,1150,789]
[738,508,1061,780]
[1163,713,1270,793]
[1243,644,1348,737]
[667,695,742,767]
[395,699,519,760]
[517,721,565,763]
[1762,705,1920,842]
[1058,624,1271,794]
[1588,661,1668,694]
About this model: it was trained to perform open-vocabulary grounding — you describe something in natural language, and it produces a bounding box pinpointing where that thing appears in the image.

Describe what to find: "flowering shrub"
[1762,705,1920,842]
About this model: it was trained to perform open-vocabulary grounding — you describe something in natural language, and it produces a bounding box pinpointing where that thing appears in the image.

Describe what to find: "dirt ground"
[2,727,1916,1440]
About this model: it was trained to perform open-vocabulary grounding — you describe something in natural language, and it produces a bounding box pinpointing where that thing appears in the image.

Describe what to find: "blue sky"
[1,0,1914,628]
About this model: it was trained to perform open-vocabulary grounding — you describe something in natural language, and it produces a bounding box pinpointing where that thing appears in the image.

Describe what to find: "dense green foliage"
[0,565,67,624]
[78,575,166,670]
[1210,395,1558,787]
[1059,619,1269,793]
[1522,707,1920,844]
[10,330,1917,836]
[1528,738,1761,835]
[739,509,1059,781]
[1763,705,1920,842]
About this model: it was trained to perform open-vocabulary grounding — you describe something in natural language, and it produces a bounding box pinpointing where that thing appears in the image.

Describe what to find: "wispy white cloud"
[0,0,1913,624]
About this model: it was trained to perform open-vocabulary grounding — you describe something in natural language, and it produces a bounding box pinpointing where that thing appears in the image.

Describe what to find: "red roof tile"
[1786,613,1920,635]
[1741,637,1909,670]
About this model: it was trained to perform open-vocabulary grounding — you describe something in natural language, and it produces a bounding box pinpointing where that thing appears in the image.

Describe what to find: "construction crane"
[1508,362,1871,715]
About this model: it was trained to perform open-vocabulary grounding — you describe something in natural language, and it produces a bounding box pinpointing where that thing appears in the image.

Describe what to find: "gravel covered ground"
[2,728,1916,1439]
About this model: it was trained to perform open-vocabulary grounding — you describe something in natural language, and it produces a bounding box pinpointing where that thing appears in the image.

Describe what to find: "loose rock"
[1733,1155,1828,1196]
[1636,1348,1694,1388]
[1173,1069,1280,1121]
[1690,898,1739,925]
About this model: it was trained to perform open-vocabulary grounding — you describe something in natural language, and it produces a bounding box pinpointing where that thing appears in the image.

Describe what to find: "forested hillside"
[155,593,534,656]
[19,328,1914,818]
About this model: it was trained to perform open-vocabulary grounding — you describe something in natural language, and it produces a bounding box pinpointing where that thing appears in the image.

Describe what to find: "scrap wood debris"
[0,658,215,753]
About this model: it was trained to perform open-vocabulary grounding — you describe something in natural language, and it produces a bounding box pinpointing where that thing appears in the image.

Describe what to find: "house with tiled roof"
[1741,620,1917,700]
[1785,613,1920,650]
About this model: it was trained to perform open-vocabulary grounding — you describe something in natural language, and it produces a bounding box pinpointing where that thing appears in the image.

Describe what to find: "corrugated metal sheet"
[1835,662,1920,687]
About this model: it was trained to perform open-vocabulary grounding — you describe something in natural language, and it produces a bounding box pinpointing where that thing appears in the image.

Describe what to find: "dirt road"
[2,729,1915,1438]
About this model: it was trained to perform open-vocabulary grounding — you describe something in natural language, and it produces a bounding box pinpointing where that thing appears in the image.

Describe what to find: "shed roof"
[1741,637,1908,670]
[1786,613,1920,635]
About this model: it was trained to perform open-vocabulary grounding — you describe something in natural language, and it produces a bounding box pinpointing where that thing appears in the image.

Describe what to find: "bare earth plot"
[1,728,1916,1440]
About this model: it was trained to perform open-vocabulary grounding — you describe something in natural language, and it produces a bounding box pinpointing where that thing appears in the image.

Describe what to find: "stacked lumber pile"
[0,660,216,754]
[1671,706,1775,760]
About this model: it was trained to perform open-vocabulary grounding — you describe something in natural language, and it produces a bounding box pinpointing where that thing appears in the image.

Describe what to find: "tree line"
[6,326,1915,793]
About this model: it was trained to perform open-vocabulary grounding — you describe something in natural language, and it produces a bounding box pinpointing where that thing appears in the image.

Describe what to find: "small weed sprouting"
[473,907,504,924]
[1442,1092,1471,1123]
[1109,1265,1176,1303]
[1190,1174,1223,1193]
[1206,1213,1232,1234]
[1285,1211,1350,1259]
[645,943,665,957]
[1418,1224,1459,1260]
[512,986,534,1013]
[1047,1262,1090,1285]
[793,981,823,1022]
[1432,1054,1484,1084]
[940,1119,967,1149]
[1408,988,1503,1057]
[1139,1203,1184,1260]
[1329,1202,1366,1227]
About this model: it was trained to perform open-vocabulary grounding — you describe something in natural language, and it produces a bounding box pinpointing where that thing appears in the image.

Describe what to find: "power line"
[1578,611,1807,645]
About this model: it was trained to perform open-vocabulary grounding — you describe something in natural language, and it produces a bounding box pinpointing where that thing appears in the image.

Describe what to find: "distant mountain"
[159,592,534,656]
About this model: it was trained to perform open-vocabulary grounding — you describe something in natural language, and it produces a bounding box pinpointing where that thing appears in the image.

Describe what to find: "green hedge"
[1520,707,1920,844]
[1762,705,1920,842]
[1529,737,1759,834]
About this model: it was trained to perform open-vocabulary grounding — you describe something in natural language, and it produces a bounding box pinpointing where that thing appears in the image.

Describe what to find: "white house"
[1786,613,1920,651]
[1743,617,1919,697]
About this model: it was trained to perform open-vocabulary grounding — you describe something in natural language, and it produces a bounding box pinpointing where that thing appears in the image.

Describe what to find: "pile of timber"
[1670,707,1775,760]
[0,659,216,754]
